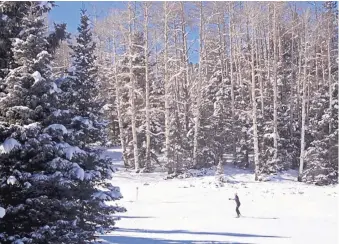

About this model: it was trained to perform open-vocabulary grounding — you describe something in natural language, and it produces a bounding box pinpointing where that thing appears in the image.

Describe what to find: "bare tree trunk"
[128,2,139,172]
[216,14,225,175]
[257,36,264,116]
[327,29,332,134]
[267,4,271,111]
[113,38,128,168]
[163,2,172,174]
[297,38,302,126]
[289,15,296,168]
[193,2,204,168]
[180,2,190,133]
[321,46,326,86]
[228,3,237,165]
[250,11,260,181]
[298,14,309,182]
[272,4,279,168]
[143,3,151,171]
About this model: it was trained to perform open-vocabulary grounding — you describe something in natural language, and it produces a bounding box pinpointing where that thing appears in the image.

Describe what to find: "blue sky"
[48,1,200,63]
[48,1,324,64]
[49,1,126,33]
[49,1,324,33]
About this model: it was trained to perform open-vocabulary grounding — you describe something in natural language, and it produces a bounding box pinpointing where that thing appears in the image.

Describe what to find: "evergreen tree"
[63,9,106,147]
[0,4,124,243]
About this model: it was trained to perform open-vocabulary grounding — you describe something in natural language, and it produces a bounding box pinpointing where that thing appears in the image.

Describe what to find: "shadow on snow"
[114,228,288,238]
[98,235,256,244]
[114,215,154,219]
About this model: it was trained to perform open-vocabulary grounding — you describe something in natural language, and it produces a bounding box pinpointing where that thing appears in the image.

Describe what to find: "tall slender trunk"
[327,27,332,134]
[321,46,326,86]
[289,16,296,168]
[228,3,236,165]
[272,4,279,168]
[180,2,190,133]
[251,13,260,181]
[113,38,128,168]
[173,19,180,174]
[163,2,172,173]
[193,2,204,168]
[144,3,151,170]
[298,15,308,182]
[297,39,302,126]
[256,29,264,116]
[128,2,139,172]
[267,5,271,111]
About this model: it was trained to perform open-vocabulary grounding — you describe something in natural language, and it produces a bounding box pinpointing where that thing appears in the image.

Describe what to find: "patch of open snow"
[99,147,338,244]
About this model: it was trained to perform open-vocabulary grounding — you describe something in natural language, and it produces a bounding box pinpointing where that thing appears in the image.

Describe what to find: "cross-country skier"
[229,193,241,217]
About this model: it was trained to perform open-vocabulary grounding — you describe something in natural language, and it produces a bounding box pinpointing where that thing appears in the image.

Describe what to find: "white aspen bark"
[289,18,295,139]
[297,40,302,124]
[154,28,159,82]
[193,2,204,168]
[298,14,308,182]
[173,18,180,174]
[216,15,224,175]
[163,2,172,173]
[180,2,190,133]
[315,42,319,90]
[237,40,244,99]
[144,3,151,170]
[272,4,279,166]
[314,7,319,90]
[128,2,139,172]
[267,4,271,104]
[327,27,332,134]
[228,3,237,165]
[321,46,326,86]
[251,12,260,181]
[256,30,264,116]
[113,38,128,168]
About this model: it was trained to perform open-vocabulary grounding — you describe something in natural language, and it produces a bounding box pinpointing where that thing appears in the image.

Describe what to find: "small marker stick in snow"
[136,187,139,202]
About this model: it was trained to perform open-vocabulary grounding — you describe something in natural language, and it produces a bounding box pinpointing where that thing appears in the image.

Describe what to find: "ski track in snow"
[99,148,338,244]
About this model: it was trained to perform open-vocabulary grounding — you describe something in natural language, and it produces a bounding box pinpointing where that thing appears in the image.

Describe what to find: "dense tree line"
[0,1,337,243]
[88,1,337,185]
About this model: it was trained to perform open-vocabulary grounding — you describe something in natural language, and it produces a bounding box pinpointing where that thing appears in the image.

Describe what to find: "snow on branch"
[0,138,21,154]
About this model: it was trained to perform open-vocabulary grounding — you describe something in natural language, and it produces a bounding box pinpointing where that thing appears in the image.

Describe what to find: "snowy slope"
[99,148,338,244]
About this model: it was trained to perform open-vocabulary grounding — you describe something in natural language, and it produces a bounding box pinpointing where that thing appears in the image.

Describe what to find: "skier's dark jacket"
[235,195,240,207]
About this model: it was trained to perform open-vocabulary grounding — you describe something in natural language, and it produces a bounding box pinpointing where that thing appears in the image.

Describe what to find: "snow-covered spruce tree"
[0,4,124,243]
[199,66,228,170]
[301,2,338,185]
[302,85,338,185]
[61,9,106,147]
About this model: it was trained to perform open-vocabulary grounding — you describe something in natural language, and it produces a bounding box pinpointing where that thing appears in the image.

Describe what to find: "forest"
[55,1,338,184]
[0,1,338,243]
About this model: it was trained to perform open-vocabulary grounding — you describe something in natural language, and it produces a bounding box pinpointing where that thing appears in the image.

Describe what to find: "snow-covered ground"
[99,148,338,244]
